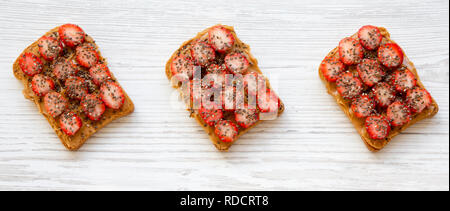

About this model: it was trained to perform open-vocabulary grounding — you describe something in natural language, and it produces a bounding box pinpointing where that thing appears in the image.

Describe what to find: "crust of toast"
[319,27,439,151]
[165,25,285,151]
[13,26,134,150]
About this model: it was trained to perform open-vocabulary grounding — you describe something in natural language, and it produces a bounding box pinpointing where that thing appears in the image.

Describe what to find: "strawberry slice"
[100,81,125,109]
[222,87,245,111]
[365,116,391,140]
[58,24,86,48]
[190,41,215,66]
[378,43,404,68]
[89,63,111,86]
[44,91,68,118]
[338,37,363,65]
[387,101,411,127]
[392,69,416,92]
[372,82,396,107]
[76,44,99,68]
[351,95,376,118]
[19,52,43,77]
[244,72,260,96]
[214,120,238,143]
[235,105,259,128]
[53,59,78,81]
[59,112,82,136]
[31,74,55,97]
[206,63,227,74]
[225,53,249,75]
[208,25,235,52]
[199,107,223,126]
[336,72,363,99]
[199,87,222,110]
[356,59,385,87]
[202,73,225,90]
[171,55,195,79]
[357,25,382,50]
[258,89,280,113]
[65,76,88,100]
[406,87,432,113]
[38,36,63,61]
[81,94,106,121]
[245,72,268,99]
[320,57,346,82]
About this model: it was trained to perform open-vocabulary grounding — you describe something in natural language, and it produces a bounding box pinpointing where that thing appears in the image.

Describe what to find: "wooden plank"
[0,0,448,190]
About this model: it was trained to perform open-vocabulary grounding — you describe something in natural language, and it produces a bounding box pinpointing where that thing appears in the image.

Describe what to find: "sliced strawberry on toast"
[38,36,63,61]
[171,55,195,79]
[65,76,88,100]
[100,81,125,110]
[378,43,404,68]
[336,72,363,99]
[222,86,236,111]
[58,24,86,48]
[208,25,235,53]
[356,59,385,87]
[338,37,363,65]
[365,116,391,140]
[351,95,376,118]
[243,72,261,97]
[190,41,215,67]
[392,69,416,92]
[44,91,68,118]
[258,89,280,113]
[320,57,346,82]
[53,58,78,81]
[214,120,238,143]
[199,107,223,127]
[76,44,99,68]
[225,52,249,75]
[19,52,43,77]
[31,74,54,97]
[372,82,396,108]
[235,106,259,128]
[202,73,225,90]
[89,63,112,86]
[406,87,432,114]
[358,25,382,50]
[387,101,411,127]
[81,94,106,121]
[206,63,227,74]
[59,112,82,136]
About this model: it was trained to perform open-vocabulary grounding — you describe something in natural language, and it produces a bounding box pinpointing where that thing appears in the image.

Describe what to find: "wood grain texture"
[0,0,448,191]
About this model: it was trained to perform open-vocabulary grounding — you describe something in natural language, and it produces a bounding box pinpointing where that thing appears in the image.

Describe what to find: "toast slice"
[165,25,285,151]
[319,26,438,151]
[13,25,134,150]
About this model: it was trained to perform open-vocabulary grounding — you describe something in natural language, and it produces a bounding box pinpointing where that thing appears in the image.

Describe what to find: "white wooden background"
[0,0,448,191]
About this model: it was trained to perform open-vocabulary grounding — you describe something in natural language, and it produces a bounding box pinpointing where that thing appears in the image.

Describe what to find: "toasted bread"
[165,25,284,151]
[13,25,134,150]
[319,26,438,151]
